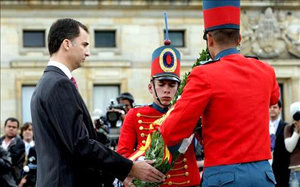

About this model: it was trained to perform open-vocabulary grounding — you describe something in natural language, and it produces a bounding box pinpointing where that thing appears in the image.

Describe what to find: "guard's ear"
[207,33,214,48]
[237,34,242,45]
[148,82,153,94]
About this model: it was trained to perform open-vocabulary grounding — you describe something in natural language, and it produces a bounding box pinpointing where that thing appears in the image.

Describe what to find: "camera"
[106,100,126,128]
[95,117,108,132]
[95,117,110,146]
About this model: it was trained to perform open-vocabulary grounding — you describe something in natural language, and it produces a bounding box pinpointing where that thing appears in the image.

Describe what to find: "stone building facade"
[1,0,299,133]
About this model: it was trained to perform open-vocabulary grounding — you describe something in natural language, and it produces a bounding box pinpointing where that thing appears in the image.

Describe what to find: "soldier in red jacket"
[117,39,201,186]
[160,1,279,187]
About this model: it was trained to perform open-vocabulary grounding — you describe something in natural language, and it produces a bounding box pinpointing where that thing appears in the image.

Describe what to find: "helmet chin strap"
[151,78,171,108]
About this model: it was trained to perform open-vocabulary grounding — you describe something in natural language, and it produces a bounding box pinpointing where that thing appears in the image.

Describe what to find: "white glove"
[178,134,195,154]
[136,156,145,162]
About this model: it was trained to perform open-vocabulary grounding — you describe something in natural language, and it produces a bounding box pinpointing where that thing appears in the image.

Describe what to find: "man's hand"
[18,176,27,187]
[123,176,135,187]
[128,160,165,183]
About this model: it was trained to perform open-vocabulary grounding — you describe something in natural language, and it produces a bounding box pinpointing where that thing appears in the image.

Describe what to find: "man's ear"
[62,39,72,51]
[148,82,153,94]
[237,34,242,45]
[207,33,214,48]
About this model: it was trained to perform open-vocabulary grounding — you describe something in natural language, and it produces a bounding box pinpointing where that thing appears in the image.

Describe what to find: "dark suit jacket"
[272,120,290,187]
[31,66,133,187]
[0,146,17,187]
[0,136,25,184]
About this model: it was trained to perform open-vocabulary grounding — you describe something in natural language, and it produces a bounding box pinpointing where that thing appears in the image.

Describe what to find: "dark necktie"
[270,134,276,151]
[71,77,78,89]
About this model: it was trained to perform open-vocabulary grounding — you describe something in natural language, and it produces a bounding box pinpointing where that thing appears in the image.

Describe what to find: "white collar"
[270,117,281,127]
[48,60,72,79]
[1,137,15,150]
[24,140,35,147]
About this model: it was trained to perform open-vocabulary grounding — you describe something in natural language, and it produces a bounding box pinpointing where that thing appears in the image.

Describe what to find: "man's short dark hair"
[209,29,240,46]
[277,100,282,108]
[48,18,89,56]
[4,117,20,128]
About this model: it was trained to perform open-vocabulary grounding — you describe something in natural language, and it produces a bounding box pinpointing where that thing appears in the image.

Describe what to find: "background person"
[92,109,110,146]
[0,117,25,185]
[20,122,35,156]
[106,93,135,150]
[269,101,290,187]
[284,102,300,187]
[117,92,135,116]
[19,122,37,187]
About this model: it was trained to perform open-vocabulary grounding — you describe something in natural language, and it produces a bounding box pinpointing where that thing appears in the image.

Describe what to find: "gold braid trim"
[163,180,190,185]
[139,126,150,131]
[140,133,149,137]
[167,172,188,178]
[139,121,152,124]
[174,158,187,165]
[170,165,187,171]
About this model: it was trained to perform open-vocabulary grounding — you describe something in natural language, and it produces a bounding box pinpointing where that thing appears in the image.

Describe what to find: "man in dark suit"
[270,101,290,187]
[0,117,25,185]
[30,18,165,187]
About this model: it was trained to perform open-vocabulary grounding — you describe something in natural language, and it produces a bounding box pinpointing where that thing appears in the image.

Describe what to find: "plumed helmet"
[151,45,181,83]
[151,12,181,83]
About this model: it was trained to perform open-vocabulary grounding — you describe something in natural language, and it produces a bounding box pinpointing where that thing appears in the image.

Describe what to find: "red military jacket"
[161,51,280,167]
[117,105,200,186]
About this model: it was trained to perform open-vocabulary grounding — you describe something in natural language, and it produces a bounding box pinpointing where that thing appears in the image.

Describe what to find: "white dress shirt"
[24,140,35,155]
[48,60,72,79]
[269,117,281,135]
[1,138,14,150]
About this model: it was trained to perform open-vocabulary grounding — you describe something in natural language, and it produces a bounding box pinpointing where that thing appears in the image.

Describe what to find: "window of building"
[22,85,36,123]
[23,30,45,48]
[164,30,185,47]
[94,30,116,48]
[93,85,120,113]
